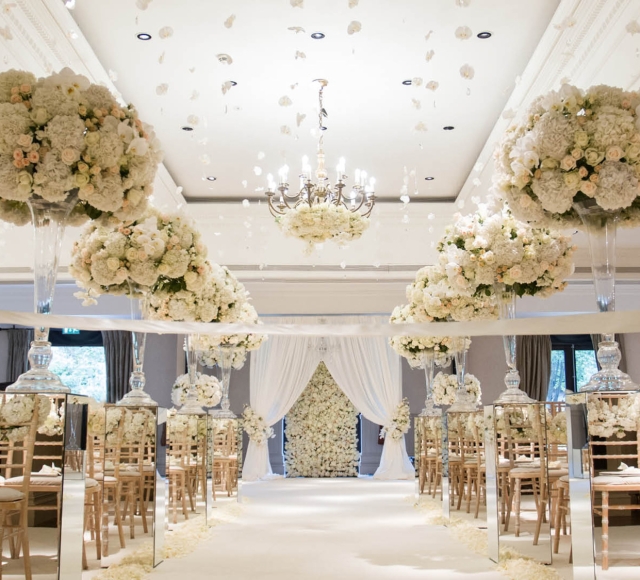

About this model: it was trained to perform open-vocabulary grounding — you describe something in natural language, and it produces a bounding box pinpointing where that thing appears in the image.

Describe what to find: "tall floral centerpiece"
[0,68,161,392]
[437,202,575,402]
[409,264,496,411]
[69,209,208,405]
[389,302,457,416]
[146,263,249,415]
[495,84,640,391]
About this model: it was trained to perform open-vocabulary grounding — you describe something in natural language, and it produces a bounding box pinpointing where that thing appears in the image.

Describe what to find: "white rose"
[85,132,100,146]
[580,180,597,197]
[606,145,624,162]
[560,156,576,171]
[74,173,89,187]
[584,148,604,166]
[106,257,120,271]
[563,172,581,188]
[60,147,80,165]
[575,131,589,147]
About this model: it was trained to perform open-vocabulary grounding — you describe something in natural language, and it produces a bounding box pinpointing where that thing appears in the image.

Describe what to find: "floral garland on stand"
[242,406,274,445]
[277,203,369,254]
[494,83,640,228]
[0,394,50,441]
[432,372,481,406]
[587,394,640,438]
[172,372,222,409]
[69,208,209,305]
[0,67,162,226]
[284,363,360,477]
[381,398,411,441]
[103,406,155,445]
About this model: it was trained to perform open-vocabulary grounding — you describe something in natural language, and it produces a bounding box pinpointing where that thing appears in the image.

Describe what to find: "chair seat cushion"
[0,487,25,502]
[93,473,118,483]
[593,475,640,486]
[85,478,100,489]
[5,476,62,486]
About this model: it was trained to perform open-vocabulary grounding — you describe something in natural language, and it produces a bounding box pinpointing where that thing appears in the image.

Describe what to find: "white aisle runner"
[152,478,501,580]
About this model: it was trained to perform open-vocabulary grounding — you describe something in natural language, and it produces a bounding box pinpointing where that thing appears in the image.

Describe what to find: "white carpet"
[151,477,501,580]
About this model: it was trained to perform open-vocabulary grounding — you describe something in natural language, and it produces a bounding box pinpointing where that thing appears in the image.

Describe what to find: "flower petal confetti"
[412,77,423,87]
[455,0,471,6]
[425,30,433,41]
[279,95,293,107]
[347,21,362,35]
[187,114,199,125]
[414,121,427,132]
[281,125,291,135]
[460,64,475,80]
[340,261,347,269]
[455,26,472,40]
[288,26,305,33]
[158,51,165,64]
[295,50,306,60]
[501,108,516,120]
[242,199,250,207]
[253,166,262,176]
[257,152,265,160]
[626,20,640,35]
[199,154,210,165]
[473,161,484,172]
[290,0,303,7]
[221,81,233,95]
[554,16,577,30]
[190,90,199,101]
[411,99,421,110]
[296,113,306,126]
[217,53,233,64]
[472,177,481,187]
[425,50,435,62]
[136,0,152,9]
[159,26,173,39]
[242,180,248,188]
[156,83,168,95]
[348,0,359,7]
[425,80,439,91]
[400,194,410,204]
[224,14,236,28]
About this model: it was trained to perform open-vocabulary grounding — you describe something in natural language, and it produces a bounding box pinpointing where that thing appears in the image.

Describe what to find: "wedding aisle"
[150,478,501,580]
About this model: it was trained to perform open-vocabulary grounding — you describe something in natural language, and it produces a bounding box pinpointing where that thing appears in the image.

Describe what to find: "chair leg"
[533,481,546,546]
[514,479,522,537]
[20,503,32,580]
[553,486,563,554]
[602,491,609,571]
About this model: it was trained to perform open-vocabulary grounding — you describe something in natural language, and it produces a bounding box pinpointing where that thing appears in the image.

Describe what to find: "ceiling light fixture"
[206,176,217,181]
[136,33,152,41]
[402,80,412,86]
[266,79,376,219]
[424,177,435,181]
[443,126,455,131]
[311,32,325,39]
[477,31,492,39]
[229,81,237,86]
[181,126,194,131]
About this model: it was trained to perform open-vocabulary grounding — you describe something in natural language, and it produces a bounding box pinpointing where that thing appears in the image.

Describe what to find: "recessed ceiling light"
[206,176,217,181]
[181,126,194,131]
[443,126,455,131]
[320,126,327,131]
[424,176,435,181]
[477,31,492,39]
[311,32,325,39]
[136,32,152,41]
[402,79,412,86]
[229,81,237,86]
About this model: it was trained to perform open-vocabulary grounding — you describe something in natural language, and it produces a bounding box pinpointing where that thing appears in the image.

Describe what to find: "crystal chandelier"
[266,79,376,219]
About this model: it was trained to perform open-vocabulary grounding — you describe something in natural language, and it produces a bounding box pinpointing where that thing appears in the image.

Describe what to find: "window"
[547,335,598,402]
[48,329,107,402]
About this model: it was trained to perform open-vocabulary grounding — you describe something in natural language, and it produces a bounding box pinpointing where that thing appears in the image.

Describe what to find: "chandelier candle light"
[447,342,477,412]
[266,80,375,251]
[420,351,441,417]
[210,345,237,419]
[178,335,206,415]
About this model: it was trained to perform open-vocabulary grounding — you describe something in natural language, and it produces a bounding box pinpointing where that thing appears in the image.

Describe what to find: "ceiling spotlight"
[443,126,455,131]
[229,81,237,86]
[181,126,194,131]
[402,79,412,86]
[311,32,325,39]
[424,176,435,181]
[477,31,492,39]
[206,176,217,181]
[136,32,152,41]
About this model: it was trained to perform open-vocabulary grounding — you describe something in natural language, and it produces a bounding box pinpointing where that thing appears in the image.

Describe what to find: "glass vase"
[419,350,441,417]
[493,283,535,403]
[178,335,206,415]
[210,345,236,418]
[117,281,157,406]
[8,194,79,393]
[574,201,638,391]
[448,344,477,412]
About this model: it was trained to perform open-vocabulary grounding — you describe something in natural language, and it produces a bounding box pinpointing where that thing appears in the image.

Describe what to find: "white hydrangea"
[0,394,51,441]
[432,372,481,406]
[587,393,640,439]
[381,398,411,441]
[242,406,274,445]
[0,67,162,227]
[284,363,360,477]
[171,372,222,408]
[493,83,640,228]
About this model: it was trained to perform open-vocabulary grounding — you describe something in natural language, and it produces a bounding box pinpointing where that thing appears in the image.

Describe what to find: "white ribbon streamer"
[1,309,640,337]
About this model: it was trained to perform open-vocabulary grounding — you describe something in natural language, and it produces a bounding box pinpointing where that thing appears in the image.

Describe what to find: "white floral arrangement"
[171,372,222,408]
[587,394,640,439]
[284,363,360,477]
[432,372,481,406]
[146,262,247,323]
[0,394,51,441]
[0,68,162,227]
[493,406,544,440]
[494,83,640,228]
[69,208,209,305]
[195,302,267,369]
[381,398,411,441]
[438,202,575,298]
[105,407,155,445]
[87,399,105,437]
[547,411,567,444]
[389,303,461,367]
[277,203,369,254]
[38,403,64,437]
[242,406,274,445]
[407,265,498,322]
[166,409,206,440]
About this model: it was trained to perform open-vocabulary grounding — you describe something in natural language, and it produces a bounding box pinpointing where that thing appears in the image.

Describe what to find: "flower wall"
[284,362,360,477]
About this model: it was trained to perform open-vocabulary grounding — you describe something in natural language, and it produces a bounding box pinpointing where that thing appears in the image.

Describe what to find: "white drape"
[324,315,414,480]
[243,317,322,481]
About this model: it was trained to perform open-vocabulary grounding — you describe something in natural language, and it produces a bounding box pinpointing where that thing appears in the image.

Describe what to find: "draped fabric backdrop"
[244,315,414,482]
[6,328,33,382]
[102,330,133,403]
[516,335,551,401]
